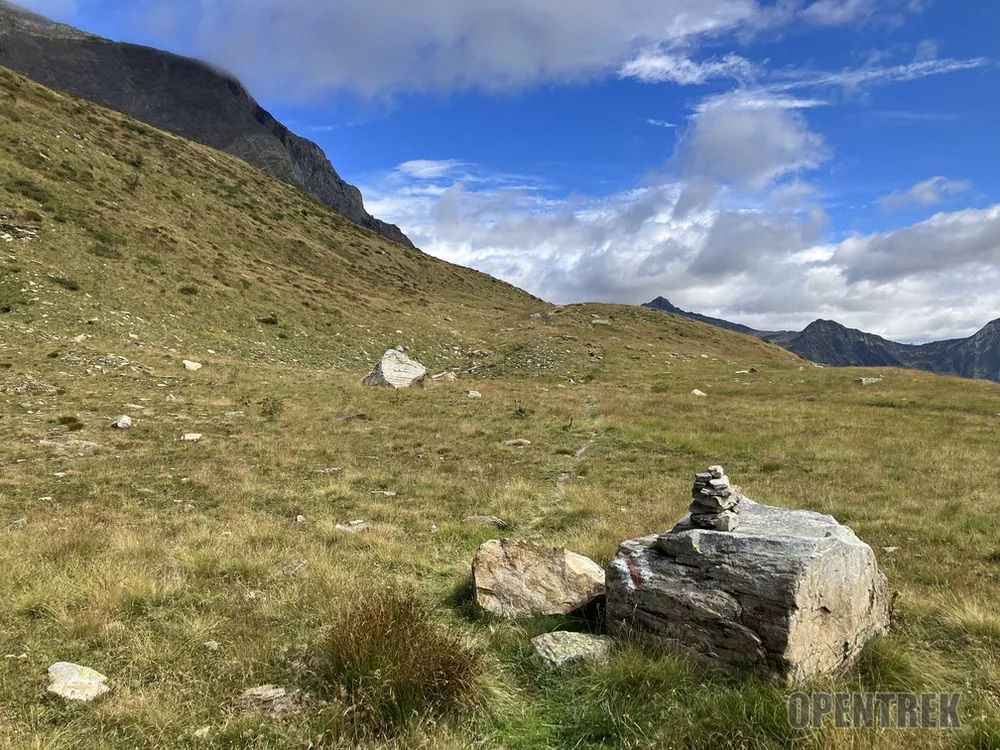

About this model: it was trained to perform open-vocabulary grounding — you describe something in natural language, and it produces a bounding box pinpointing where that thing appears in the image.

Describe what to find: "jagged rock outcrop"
[0,0,412,246]
[606,497,888,682]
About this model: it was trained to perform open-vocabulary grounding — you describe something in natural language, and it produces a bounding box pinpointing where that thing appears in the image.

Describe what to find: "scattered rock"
[432,371,458,382]
[110,415,133,430]
[531,632,612,668]
[295,515,307,524]
[735,370,751,375]
[194,727,211,740]
[4,518,27,531]
[591,318,611,326]
[882,546,899,554]
[472,539,605,618]
[504,438,531,447]
[462,515,510,529]
[317,467,342,475]
[335,520,369,534]
[465,390,483,398]
[691,389,707,398]
[362,349,427,389]
[371,490,397,498]
[203,640,220,652]
[47,662,110,702]
[181,433,203,443]
[182,360,203,372]
[854,377,883,385]
[237,685,302,718]
[606,491,889,682]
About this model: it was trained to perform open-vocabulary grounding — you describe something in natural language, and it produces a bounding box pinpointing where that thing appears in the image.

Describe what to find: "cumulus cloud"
[878,176,972,211]
[126,0,758,99]
[835,204,1000,283]
[670,91,830,217]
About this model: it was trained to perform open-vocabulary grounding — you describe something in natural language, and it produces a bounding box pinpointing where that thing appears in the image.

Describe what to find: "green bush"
[308,588,483,737]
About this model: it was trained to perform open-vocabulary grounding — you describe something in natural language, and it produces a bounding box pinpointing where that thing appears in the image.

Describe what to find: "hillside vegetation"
[1,66,999,749]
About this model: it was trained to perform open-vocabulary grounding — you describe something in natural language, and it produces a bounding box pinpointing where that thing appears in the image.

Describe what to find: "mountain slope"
[644,298,1000,382]
[0,0,412,246]
[0,64,794,382]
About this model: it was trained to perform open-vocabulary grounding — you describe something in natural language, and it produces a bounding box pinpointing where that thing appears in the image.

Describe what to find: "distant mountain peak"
[645,296,1000,382]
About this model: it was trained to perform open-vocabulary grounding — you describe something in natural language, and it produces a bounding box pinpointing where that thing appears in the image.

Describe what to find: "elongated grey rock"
[606,498,889,682]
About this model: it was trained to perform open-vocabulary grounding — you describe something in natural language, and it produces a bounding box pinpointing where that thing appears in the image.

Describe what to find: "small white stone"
[182,360,203,371]
[47,662,110,702]
[182,433,203,443]
[465,390,483,398]
[335,520,370,534]
[295,515,307,524]
[111,415,133,430]
[504,438,531,447]
[691,389,707,397]
[203,640,220,651]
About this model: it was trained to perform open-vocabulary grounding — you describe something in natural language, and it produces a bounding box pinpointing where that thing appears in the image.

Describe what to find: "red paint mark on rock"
[625,555,644,590]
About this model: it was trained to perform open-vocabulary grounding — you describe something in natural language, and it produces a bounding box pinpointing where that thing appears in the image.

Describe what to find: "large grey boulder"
[361,349,427,389]
[606,498,888,682]
[472,539,605,619]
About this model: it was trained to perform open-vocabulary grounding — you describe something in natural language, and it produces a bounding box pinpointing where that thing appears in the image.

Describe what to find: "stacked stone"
[689,465,742,531]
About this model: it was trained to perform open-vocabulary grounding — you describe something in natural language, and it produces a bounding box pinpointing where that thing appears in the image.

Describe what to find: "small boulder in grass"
[47,662,110,702]
[531,632,611,668]
[110,415,132,429]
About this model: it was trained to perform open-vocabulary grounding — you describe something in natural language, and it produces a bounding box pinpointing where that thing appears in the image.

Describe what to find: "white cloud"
[834,204,1000,283]
[396,159,468,179]
[672,91,830,198]
[646,119,678,128]
[132,0,758,99]
[619,50,754,85]
[770,57,991,94]
[878,176,972,211]
[800,0,875,27]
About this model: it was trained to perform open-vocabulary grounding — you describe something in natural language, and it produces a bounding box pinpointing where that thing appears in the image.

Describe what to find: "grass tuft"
[308,587,484,737]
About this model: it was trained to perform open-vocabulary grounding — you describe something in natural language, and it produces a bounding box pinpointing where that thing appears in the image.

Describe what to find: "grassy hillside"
[1,66,999,749]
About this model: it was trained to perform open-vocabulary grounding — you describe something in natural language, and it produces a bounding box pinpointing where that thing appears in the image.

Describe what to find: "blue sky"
[19,0,1000,341]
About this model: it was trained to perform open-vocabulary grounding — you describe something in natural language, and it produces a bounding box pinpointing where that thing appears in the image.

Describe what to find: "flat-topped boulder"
[606,497,888,682]
[361,349,427,389]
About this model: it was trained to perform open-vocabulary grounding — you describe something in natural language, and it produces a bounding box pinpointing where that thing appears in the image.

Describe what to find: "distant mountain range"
[0,0,412,246]
[644,297,1000,382]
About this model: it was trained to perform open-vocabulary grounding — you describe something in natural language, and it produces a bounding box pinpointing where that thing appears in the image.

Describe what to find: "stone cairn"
[689,465,743,531]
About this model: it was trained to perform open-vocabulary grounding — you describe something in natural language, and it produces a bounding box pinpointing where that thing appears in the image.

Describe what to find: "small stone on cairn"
[689,465,742,531]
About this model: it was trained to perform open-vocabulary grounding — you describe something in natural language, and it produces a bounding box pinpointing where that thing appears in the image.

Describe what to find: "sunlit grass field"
[1,65,998,748]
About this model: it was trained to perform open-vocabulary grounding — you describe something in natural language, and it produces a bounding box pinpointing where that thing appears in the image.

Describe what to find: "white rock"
[691,389,707,397]
[432,371,457,382]
[361,349,426,389]
[182,433,203,443]
[854,377,883,385]
[110,415,133,430]
[73,333,87,344]
[335,520,370,534]
[203,640,220,651]
[504,438,531,447]
[531,632,612,668]
[472,539,605,618]
[295,515,307,524]
[47,662,110,702]
[182,360,203,371]
[465,390,483,398]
